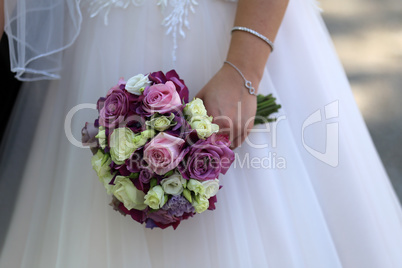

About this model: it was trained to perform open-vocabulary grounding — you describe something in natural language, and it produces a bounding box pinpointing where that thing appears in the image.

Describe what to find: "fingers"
[229,130,248,149]
[229,123,255,149]
[230,135,241,149]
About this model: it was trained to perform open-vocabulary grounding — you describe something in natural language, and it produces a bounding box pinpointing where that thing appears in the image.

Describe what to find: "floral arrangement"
[82,70,236,229]
[82,70,281,229]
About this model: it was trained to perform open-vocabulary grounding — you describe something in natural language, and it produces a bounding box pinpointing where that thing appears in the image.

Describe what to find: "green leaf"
[164,170,174,178]
[129,172,140,179]
[150,178,158,189]
[163,195,169,206]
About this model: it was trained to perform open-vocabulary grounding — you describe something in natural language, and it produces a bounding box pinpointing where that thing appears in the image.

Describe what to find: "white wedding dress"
[1,0,402,267]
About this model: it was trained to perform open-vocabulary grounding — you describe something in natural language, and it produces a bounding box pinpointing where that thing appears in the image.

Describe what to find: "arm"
[1,0,4,36]
[228,0,289,84]
[196,0,289,148]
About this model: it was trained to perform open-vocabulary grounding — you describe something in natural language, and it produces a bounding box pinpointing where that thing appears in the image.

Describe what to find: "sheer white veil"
[4,0,82,81]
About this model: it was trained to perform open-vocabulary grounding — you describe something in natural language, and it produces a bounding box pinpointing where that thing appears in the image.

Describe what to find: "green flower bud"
[183,189,192,203]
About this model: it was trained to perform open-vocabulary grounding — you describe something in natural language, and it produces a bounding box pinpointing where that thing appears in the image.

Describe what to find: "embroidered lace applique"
[85,0,147,25]
[83,0,198,63]
[159,0,198,62]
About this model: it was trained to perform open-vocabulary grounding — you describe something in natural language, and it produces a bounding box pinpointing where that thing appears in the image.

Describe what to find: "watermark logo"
[65,100,339,168]
[302,100,339,167]
[234,152,286,169]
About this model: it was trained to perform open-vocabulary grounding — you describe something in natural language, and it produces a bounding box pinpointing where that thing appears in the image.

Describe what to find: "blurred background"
[321,0,402,203]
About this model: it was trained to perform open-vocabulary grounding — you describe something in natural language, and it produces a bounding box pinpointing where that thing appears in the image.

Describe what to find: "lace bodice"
[82,0,321,63]
[83,0,216,62]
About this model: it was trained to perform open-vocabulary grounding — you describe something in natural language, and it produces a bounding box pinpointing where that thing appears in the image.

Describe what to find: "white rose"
[201,179,220,198]
[109,127,137,164]
[125,74,150,95]
[190,116,219,139]
[112,176,147,210]
[184,98,207,119]
[160,173,186,195]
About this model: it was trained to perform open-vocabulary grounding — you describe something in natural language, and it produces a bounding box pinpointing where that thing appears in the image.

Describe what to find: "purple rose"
[179,134,235,181]
[126,114,147,133]
[141,81,182,114]
[139,169,152,184]
[126,151,144,173]
[110,162,131,177]
[165,115,193,139]
[133,169,153,192]
[117,201,147,223]
[99,82,130,128]
[97,97,106,113]
[208,195,218,211]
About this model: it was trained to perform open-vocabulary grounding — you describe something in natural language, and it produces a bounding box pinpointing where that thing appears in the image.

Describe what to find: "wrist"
[226,31,271,85]
[223,60,258,96]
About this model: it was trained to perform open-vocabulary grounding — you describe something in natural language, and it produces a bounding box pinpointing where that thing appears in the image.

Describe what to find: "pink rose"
[143,132,186,175]
[142,81,182,114]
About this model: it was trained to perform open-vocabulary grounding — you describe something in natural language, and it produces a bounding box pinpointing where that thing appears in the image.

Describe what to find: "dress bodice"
[82,0,237,62]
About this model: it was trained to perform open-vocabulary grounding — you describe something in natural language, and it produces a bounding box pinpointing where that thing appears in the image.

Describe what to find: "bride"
[1,0,402,267]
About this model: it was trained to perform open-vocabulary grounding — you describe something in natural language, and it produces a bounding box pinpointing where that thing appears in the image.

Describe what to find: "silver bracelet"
[231,26,274,52]
[224,61,257,96]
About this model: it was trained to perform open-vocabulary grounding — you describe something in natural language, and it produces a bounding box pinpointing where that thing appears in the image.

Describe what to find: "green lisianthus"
[187,179,205,196]
[192,194,209,214]
[144,185,165,210]
[145,113,177,132]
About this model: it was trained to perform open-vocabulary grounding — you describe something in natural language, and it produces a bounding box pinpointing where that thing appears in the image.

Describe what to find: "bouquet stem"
[254,94,281,125]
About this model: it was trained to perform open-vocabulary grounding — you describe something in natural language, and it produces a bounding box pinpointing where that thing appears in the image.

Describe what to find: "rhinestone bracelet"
[224,61,257,96]
[231,26,274,52]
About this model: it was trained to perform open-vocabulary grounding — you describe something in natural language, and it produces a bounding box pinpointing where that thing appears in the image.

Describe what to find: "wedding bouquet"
[82,70,280,229]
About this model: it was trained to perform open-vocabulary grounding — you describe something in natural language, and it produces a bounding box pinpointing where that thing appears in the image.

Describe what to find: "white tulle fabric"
[1,0,402,267]
[4,0,82,81]
[4,0,229,81]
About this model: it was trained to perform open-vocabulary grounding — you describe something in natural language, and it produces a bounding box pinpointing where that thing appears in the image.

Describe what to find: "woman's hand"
[195,64,257,149]
[195,0,288,148]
